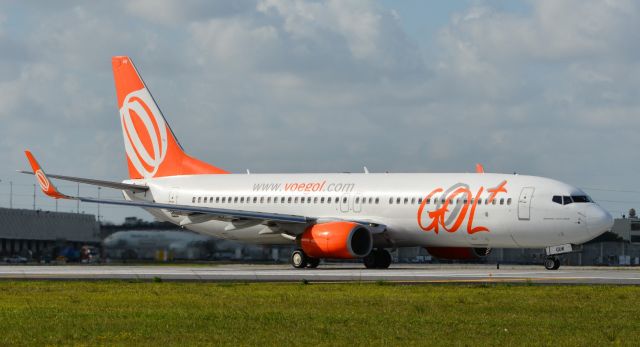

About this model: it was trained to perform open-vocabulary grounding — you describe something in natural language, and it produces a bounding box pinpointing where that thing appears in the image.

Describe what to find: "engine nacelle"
[300,221,373,259]
[426,247,491,260]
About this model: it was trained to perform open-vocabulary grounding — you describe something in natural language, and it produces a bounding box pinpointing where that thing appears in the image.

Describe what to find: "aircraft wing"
[18,170,148,192]
[24,150,313,225]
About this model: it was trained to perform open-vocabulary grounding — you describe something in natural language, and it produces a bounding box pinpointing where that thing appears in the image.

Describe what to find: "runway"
[1,264,639,284]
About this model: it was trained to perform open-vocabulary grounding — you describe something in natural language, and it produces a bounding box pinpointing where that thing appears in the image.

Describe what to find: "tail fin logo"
[119,89,168,178]
[35,169,50,191]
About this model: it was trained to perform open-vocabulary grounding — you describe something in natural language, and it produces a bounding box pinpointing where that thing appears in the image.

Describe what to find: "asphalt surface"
[0,264,639,284]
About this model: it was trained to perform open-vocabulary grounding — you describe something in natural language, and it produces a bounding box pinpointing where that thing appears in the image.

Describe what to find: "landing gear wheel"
[544,257,560,271]
[307,258,320,268]
[363,249,392,269]
[377,249,392,269]
[363,253,377,269]
[291,250,308,269]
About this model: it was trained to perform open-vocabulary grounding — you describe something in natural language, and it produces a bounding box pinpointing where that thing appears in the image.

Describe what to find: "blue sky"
[1,0,639,223]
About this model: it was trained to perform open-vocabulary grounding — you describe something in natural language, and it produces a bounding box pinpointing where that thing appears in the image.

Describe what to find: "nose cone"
[587,206,614,237]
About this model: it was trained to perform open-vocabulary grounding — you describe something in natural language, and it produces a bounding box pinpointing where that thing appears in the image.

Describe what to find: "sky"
[1,0,639,223]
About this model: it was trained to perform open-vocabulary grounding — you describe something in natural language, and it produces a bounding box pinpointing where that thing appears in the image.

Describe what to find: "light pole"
[9,181,12,209]
[33,184,36,210]
[97,187,101,222]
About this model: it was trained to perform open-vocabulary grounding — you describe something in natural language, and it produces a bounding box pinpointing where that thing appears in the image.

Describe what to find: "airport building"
[0,207,100,260]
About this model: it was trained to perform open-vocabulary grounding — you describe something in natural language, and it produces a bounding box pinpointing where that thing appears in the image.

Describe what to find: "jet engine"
[425,247,491,260]
[300,221,373,259]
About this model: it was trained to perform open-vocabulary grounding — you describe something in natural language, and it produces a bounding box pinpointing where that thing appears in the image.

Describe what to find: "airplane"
[22,56,613,270]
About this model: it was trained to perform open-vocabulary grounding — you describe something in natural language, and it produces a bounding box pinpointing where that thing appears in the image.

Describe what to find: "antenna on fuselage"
[246,169,251,174]
[364,166,369,174]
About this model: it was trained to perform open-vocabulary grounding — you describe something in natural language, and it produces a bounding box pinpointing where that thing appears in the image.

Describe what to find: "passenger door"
[518,187,535,220]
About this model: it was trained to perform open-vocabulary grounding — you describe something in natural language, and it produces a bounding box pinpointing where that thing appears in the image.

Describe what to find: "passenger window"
[287,197,292,203]
[260,197,264,203]
[418,198,422,204]
[500,198,504,205]
[251,197,256,203]
[369,197,373,204]
[343,197,348,203]
[563,196,573,205]
[389,198,393,204]
[411,198,415,204]
[375,197,379,204]
[492,199,496,205]
[485,198,490,205]
[507,198,512,205]
[192,197,196,203]
[234,197,238,203]
[397,198,401,204]
[355,197,360,203]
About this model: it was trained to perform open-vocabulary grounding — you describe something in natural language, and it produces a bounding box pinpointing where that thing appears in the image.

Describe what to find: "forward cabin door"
[518,187,535,220]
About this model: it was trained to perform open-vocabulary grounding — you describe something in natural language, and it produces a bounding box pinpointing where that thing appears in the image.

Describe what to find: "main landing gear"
[289,249,393,269]
[363,249,392,269]
[544,256,561,271]
[290,250,320,269]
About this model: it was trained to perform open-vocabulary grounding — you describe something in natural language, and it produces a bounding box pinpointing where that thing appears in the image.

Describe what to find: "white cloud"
[0,0,639,221]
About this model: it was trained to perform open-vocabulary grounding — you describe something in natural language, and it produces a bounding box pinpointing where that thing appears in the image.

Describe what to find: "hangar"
[0,207,100,260]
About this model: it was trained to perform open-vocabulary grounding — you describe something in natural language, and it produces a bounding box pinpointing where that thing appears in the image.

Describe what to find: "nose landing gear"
[544,256,561,270]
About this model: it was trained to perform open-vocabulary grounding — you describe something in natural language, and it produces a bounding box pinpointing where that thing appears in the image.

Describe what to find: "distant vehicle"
[103,230,214,260]
[23,56,614,271]
[3,256,28,264]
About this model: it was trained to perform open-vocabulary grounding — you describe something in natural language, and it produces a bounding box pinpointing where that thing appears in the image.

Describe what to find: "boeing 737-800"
[23,56,613,270]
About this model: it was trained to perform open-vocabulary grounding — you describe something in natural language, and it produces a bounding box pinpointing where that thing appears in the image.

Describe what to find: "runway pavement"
[1,264,639,284]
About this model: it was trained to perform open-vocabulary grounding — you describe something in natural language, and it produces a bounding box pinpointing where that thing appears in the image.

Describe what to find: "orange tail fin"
[112,56,228,179]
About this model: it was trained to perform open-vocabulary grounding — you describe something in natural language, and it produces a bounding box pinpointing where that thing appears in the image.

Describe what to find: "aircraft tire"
[363,249,392,269]
[544,257,560,271]
[291,250,308,269]
[363,252,377,269]
[307,257,320,268]
[377,249,392,269]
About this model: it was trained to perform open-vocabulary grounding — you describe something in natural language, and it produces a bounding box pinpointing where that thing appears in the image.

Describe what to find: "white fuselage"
[123,172,613,249]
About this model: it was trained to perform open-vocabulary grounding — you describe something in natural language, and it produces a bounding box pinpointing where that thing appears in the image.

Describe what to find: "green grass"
[0,282,638,346]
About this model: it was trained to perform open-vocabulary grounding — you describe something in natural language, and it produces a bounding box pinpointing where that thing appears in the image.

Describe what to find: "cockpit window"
[562,196,573,205]
[552,196,562,204]
[571,195,592,203]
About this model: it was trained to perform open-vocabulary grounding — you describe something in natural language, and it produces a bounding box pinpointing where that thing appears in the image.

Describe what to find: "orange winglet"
[475,163,485,174]
[24,150,70,199]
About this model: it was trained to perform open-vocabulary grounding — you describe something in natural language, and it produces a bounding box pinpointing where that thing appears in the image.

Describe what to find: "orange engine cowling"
[300,221,373,259]
[426,247,491,260]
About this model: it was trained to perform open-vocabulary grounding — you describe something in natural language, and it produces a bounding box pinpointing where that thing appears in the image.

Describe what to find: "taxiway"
[0,264,639,284]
